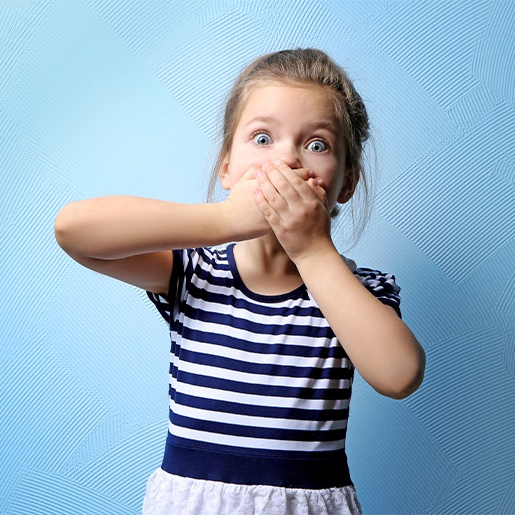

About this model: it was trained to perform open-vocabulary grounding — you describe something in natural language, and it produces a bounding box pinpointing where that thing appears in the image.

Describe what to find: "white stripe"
[185,296,329,327]
[187,278,309,309]
[170,379,350,411]
[198,266,231,279]
[175,319,339,348]
[152,293,169,305]
[169,421,345,452]
[169,359,350,390]
[170,337,351,370]
[170,399,347,431]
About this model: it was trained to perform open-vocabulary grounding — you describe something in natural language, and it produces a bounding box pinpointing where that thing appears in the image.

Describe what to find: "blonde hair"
[209,48,371,236]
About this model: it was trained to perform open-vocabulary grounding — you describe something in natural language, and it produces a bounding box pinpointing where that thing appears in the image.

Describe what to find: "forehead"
[239,83,336,123]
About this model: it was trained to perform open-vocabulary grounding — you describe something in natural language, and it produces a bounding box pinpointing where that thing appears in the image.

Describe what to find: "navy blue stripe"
[186,283,320,318]
[377,296,402,317]
[171,370,349,400]
[193,268,233,288]
[194,247,230,271]
[170,413,346,442]
[183,304,332,338]
[146,291,171,324]
[178,327,346,358]
[226,243,310,303]
[176,348,352,379]
[186,281,318,316]
[170,390,350,421]
[168,249,187,307]
[161,438,353,488]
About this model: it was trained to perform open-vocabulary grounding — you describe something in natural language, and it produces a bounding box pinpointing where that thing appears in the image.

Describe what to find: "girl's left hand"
[253,160,334,261]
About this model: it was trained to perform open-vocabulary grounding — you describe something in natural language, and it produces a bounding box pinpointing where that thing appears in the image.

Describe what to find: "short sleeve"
[146,249,186,326]
[147,290,172,326]
[353,267,402,317]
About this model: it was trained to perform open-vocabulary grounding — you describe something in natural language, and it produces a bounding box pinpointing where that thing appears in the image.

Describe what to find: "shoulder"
[172,245,230,269]
[342,256,402,316]
[146,245,231,324]
[353,266,401,296]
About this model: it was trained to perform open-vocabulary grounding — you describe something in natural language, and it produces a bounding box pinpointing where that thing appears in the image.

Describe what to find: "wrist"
[214,201,240,242]
[291,238,339,270]
[218,199,270,242]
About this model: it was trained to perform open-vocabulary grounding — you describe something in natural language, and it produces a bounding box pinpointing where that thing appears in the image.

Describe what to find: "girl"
[55,48,425,515]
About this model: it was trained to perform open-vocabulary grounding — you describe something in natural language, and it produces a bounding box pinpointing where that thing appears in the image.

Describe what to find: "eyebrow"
[244,116,278,127]
[309,119,339,133]
[244,116,338,133]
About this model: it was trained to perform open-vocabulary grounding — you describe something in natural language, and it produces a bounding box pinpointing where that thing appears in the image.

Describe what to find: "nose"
[276,143,302,169]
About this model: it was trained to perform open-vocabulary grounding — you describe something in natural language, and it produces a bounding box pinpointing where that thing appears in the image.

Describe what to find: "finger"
[307,178,328,208]
[255,167,290,215]
[252,185,282,226]
[291,167,315,181]
[260,161,308,206]
[242,163,312,182]
[261,161,313,182]
[268,160,315,201]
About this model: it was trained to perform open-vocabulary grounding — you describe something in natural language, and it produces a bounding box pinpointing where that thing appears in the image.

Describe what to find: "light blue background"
[1,1,514,513]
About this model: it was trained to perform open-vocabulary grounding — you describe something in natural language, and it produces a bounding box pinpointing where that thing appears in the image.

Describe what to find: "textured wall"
[1,1,514,514]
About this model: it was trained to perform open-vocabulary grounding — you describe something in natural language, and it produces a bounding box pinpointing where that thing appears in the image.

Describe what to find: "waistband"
[161,435,352,489]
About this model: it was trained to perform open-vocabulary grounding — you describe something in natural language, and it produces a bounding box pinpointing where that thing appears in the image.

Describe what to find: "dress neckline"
[226,243,308,303]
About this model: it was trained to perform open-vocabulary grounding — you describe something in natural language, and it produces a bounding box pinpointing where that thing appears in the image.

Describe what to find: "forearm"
[295,242,425,399]
[54,196,246,259]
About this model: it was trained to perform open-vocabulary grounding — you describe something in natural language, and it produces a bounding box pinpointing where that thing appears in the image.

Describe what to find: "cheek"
[227,163,247,187]
[229,151,264,177]
[324,168,347,204]
[314,158,342,184]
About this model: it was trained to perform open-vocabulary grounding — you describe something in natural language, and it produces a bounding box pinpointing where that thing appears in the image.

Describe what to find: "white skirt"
[142,468,362,515]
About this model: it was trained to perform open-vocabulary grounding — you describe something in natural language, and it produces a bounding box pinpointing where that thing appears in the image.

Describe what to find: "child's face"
[220,84,350,210]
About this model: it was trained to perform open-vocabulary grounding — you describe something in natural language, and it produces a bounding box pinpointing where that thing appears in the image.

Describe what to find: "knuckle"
[267,191,278,204]
[276,180,290,194]
[301,206,311,219]
[291,176,304,188]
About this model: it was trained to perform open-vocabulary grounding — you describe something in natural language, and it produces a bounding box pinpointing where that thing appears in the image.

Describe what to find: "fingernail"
[255,169,263,178]
[262,162,270,169]
[274,159,283,166]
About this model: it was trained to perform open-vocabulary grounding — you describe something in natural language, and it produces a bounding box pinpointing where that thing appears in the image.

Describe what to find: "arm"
[253,161,425,399]
[54,167,269,294]
[295,246,425,399]
[54,197,228,294]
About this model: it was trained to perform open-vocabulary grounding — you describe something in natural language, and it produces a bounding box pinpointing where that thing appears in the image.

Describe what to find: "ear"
[219,153,231,190]
[337,166,359,204]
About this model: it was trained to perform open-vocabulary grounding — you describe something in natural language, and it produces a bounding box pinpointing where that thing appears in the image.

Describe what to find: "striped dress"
[143,244,401,515]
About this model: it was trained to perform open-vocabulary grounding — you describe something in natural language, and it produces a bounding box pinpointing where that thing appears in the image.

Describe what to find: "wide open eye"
[253,132,272,146]
[307,140,328,153]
